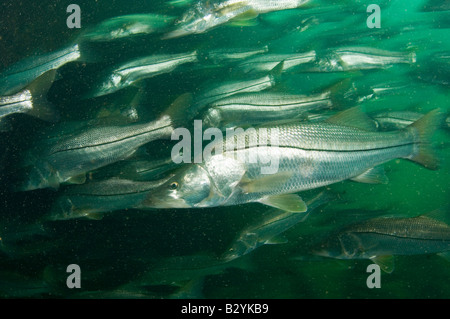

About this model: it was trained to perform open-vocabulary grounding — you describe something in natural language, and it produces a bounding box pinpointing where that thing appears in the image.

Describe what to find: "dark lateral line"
[117,54,194,71]
[205,79,271,100]
[67,188,155,197]
[50,123,172,155]
[216,100,329,108]
[228,141,415,153]
[346,230,450,241]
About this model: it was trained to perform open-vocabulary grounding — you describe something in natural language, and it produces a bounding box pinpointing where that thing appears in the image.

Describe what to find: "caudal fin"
[27,70,60,122]
[407,108,443,170]
[162,92,194,127]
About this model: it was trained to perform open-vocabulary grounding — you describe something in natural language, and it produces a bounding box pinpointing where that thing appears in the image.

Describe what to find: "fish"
[143,107,441,213]
[0,222,61,259]
[417,52,450,87]
[79,14,176,42]
[204,45,268,65]
[168,0,195,7]
[48,176,173,220]
[371,110,450,131]
[311,47,417,72]
[236,50,316,74]
[0,270,51,298]
[162,1,254,39]
[0,70,59,124]
[14,94,191,191]
[312,209,450,273]
[88,51,198,98]
[91,156,180,182]
[191,65,282,116]
[221,191,330,262]
[0,222,49,249]
[0,43,85,96]
[202,91,332,129]
[163,0,310,39]
[131,253,253,291]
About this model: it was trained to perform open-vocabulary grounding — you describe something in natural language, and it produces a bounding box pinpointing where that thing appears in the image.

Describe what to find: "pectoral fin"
[351,166,389,184]
[239,172,293,194]
[85,212,104,220]
[229,9,259,27]
[258,194,307,213]
[370,255,395,274]
[67,174,87,185]
[265,235,288,245]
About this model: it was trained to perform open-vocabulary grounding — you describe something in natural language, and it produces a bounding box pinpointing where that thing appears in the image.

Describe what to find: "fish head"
[163,4,216,38]
[143,164,219,208]
[179,3,214,31]
[144,154,246,208]
[312,233,362,260]
[94,73,125,97]
[221,233,259,262]
[13,161,61,192]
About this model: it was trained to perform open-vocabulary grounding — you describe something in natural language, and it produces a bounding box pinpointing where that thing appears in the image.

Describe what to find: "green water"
[0,0,449,299]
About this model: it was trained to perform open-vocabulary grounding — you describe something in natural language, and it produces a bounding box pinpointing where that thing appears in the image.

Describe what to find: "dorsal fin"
[421,207,450,224]
[325,106,378,131]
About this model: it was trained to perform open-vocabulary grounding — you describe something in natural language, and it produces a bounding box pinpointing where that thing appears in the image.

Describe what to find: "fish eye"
[169,182,179,190]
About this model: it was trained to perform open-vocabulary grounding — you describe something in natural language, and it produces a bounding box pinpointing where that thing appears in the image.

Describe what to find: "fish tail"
[407,108,444,170]
[27,70,60,122]
[162,92,194,127]
[77,41,100,63]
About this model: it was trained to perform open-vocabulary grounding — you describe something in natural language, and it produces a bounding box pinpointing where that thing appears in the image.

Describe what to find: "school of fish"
[0,0,449,298]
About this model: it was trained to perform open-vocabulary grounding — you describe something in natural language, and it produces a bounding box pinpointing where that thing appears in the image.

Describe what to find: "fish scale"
[145,108,438,211]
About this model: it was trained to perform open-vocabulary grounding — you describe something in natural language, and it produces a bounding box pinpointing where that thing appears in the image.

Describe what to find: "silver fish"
[0,43,82,96]
[163,1,254,39]
[221,191,330,262]
[236,51,316,74]
[89,51,198,98]
[133,253,253,289]
[143,108,441,212]
[313,47,416,72]
[205,45,268,65]
[163,0,309,39]
[202,91,332,128]
[49,176,173,220]
[312,210,450,273]
[192,73,278,116]
[0,70,58,124]
[15,94,191,191]
[372,110,450,131]
[17,117,172,191]
[92,156,180,182]
[245,0,311,13]
[79,14,176,42]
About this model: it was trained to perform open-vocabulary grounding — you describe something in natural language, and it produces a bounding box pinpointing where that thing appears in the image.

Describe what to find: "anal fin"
[351,166,389,184]
[370,255,395,274]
